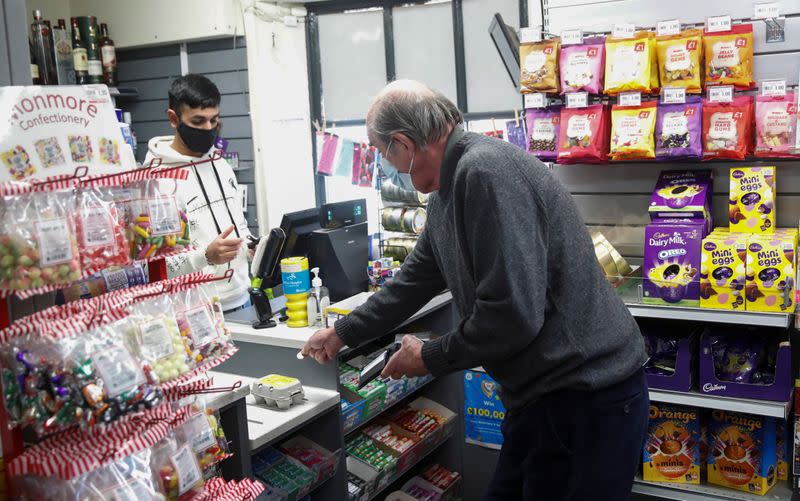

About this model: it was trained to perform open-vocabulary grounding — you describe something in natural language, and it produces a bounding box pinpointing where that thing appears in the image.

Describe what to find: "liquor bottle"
[29,39,40,84]
[30,10,56,84]
[52,18,74,84]
[99,23,117,87]
[86,17,102,84]
[71,17,88,84]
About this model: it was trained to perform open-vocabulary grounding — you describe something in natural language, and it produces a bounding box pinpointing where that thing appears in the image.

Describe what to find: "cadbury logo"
[704,242,718,251]
[703,383,726,392]
[732,170,745,179]
[749,242,763,252]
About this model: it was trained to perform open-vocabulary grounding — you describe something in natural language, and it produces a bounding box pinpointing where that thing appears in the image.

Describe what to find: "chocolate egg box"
[644,403,702,484]
[643,220,704,306]
[649,169,713,220]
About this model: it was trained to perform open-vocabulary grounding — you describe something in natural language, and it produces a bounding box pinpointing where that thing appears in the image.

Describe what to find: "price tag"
[761,79,786,97]
[662,87,687,104]
[706,15,732,33]
[524,93,547,109]
[561,29,583,45]
[619,92,642,107]
[36,218,73,266]
[171,445,203,495]
[147,197,181,236]
[519,27,541,43]
[656,19,681,37]
[140,318,175,362]
[708,85,734,103]
[94,346,145,397]
[80,206,115,247]
[754,2,780,19]
[612,23,636,39]
[566,92,589,109]
[185,306,219,348]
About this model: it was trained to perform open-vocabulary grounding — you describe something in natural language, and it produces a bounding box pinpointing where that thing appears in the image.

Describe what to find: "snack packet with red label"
[702,95,754,160]
[559,36,605,94]
[524,107,561,161]
[704,24,754,90]
[755,93,798,158]
[557,104,610,164]
[610,101,658,161]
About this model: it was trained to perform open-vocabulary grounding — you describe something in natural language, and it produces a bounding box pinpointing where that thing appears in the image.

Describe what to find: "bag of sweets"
[610,101,658,161]
[704,24,754,90]
[559,36,605,94]
[703,95,754,161]
[655,97,703,160]
[520,38,560,94]
[755,93,798,158]
[656,28,703,93]
[604,31,659,95]
[525,107,561,161]
[557,104,610,164]
[75,187,131,273]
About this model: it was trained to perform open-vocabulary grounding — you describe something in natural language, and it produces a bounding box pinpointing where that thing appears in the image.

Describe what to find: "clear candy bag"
[131,179,191,260]
[151,433,206,501]
[176,399,230,472]
[76,187,132,273]
[175,287,232,366]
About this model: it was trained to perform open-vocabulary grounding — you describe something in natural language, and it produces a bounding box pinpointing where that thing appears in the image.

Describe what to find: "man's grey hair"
[367,80,464,149]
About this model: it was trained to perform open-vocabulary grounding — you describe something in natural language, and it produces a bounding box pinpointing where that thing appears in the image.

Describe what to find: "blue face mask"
[381,140,416,192]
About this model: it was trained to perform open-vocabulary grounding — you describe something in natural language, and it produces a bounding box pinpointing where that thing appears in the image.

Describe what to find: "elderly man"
[302,80,648,500]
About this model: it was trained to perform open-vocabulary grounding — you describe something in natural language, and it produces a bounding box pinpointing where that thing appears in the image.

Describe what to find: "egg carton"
[251,374,305,410]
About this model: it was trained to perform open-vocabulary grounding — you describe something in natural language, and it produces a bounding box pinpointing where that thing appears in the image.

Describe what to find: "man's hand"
[302,327,345,364]
[382,335,428,379]
[205,225,243,265]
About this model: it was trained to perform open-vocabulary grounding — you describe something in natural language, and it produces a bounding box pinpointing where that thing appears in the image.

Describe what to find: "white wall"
[25,0,71,27]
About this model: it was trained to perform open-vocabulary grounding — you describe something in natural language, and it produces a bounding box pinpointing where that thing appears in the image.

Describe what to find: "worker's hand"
[302,327,345,364]
[382,335,428,380]
[205,225,243,265]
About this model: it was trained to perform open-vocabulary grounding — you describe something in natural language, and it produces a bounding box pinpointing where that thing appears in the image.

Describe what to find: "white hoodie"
[145,136,251,311]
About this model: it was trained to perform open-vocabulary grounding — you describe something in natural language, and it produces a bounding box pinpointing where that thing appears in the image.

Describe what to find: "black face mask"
[178,121,219,154]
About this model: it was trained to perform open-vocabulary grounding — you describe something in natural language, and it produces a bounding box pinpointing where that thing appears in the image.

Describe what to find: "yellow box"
[700,235,747,310]
[643,403,701,484]
[745,234,795,312]
[729,167,775,233]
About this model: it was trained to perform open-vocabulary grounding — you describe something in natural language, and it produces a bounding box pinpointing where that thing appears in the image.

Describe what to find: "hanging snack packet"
[175,286,232,366]
[131,179,190,261]
[610,101,658,161]
[656,29,703,93]
[176,400,230,471]
[76,188,131,273]
[557,104,610,164]
[604,31,658,95]
[703,95,753,161]
[520,38,560,94]
[559,36,605,94]
[524,107,561,161]
[151,433,205,501]
[704,24,754,89]
[0,191,81,291]
[755,93,798,158]
[655,98,703,160]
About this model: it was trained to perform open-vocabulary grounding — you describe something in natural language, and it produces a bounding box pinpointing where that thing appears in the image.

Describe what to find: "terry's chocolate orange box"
[644,403,701,484]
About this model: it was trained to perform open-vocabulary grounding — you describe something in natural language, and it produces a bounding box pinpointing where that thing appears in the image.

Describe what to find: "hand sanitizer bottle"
[306,267,330,328]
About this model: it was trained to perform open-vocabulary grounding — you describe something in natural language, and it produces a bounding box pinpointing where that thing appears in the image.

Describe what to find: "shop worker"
[145,74,251,313]
[303,80,649,500]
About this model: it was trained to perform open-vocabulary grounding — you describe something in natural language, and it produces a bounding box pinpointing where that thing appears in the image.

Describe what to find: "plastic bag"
[655,98,703,160]
[524,107,561,161]
[175,286,232,366]
[704,23,754,90]
[0,190,81,290]
[62,448,160,500]
[702,95,754,160]
[151,433,205,501]
[559,36,605,94]
[755,93,798,158]
[131,179,190,260]
[656,29,703,93]
[176,399,230,471]
[126,296,195,384]
[610,101,658,161]
[76,187,132,273]
[520,38,560,94]
[604,31,658,94]
[557,104,610,164]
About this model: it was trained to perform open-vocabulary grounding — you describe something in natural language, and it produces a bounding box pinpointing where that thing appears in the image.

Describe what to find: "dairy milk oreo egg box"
[644,221,705,306]
[649,169,713,220]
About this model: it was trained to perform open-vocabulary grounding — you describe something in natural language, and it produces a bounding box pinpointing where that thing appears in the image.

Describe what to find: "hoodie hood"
[147,135,208,164]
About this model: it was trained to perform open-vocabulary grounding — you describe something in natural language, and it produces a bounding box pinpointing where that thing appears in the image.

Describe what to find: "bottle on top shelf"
[85,17,102,84]
[70,17,88,84]
[28,39,40,84]
[52,18,75,85]
[99,23,117,87]
[30,10,56,85]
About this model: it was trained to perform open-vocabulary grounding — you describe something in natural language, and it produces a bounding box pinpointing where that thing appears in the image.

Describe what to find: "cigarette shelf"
[648,388,792,419]
[626,303,792,328]
[633,476,793,501]
[343,377,434,436]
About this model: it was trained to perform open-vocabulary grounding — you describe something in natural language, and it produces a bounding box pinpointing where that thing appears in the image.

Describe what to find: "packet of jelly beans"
[130,180,191,261]
[76,187,131,273]
[176,400,230,471]
[175,287,232,367]
[0,190,82,291]
[151,433,206,501]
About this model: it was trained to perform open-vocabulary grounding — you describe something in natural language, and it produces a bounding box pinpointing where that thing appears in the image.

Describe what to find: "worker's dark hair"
[168,74,221,113]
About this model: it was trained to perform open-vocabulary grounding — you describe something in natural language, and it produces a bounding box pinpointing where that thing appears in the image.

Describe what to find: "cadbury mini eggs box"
[729,166,775,234]
[745,234,795,313]
[708,410,776,496]
[649,169,713,220]
[643,221,704,306]
[700,234,747,310]
[644,403,701,484]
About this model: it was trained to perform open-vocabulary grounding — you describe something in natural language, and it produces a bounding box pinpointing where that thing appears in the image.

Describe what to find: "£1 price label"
[656,19,680,37]
[706,15,731,33]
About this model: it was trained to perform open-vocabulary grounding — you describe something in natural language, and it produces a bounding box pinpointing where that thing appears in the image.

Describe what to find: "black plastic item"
[319,199,367,229]
[250,228,286,289]
[249,287,276,329]
[489,12,521,91]
[357,343,400,389]
[310,222,368,302]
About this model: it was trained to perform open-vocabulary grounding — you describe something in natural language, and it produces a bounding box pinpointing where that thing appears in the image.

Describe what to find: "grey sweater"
[336,127,647,412]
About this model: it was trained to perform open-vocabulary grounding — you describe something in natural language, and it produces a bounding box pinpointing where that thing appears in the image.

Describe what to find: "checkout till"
[233,199,369,330]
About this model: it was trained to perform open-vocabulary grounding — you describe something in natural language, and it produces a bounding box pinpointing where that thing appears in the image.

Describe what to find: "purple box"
[643,221,704,306]
[649,169,713,220]
[643,329,698,392]
[651,216,712,238]
[699,333,793,402]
